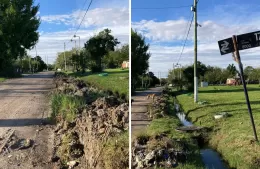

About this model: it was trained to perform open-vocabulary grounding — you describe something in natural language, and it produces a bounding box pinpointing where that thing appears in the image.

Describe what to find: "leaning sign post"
[218,31,260,142]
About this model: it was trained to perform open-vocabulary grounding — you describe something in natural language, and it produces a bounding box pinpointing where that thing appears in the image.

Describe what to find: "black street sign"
[218,38,234,55]
[237,31,260,51]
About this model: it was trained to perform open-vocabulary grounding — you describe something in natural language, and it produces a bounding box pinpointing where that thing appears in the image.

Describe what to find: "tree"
[104,44,129,68]
[55,49,75,71]
[250,68,260,84]
[244,66,254,83]
[85,29,119,72]
[35,56,47,71]
[227,64,237,77]
[204,67,222,84]
[131,29,150,90]
[0,0,40,75]
[79,49,91,73]
[180,61,207,91]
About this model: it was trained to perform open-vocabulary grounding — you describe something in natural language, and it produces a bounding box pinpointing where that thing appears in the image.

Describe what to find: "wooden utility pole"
[64,42,67,71]
[232,35,258,141]
[193,0,198,102]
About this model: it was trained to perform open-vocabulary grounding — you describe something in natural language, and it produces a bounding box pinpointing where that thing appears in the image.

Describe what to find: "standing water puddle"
[175,104,228,169]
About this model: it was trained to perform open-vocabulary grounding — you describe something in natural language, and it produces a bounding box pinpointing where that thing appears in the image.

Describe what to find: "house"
[121,61,129,69]
[226,78,240,85]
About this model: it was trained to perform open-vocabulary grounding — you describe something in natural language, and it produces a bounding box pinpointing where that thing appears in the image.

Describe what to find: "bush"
[51,94,85,122]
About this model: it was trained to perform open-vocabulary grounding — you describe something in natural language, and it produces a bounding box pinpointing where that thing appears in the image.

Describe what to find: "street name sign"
[218,38,234,55]
[237,31,260,51]
[218,30,260,55]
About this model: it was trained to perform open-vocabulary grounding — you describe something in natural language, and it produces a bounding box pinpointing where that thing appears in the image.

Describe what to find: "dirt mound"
[148,95,168,119]
[132,134,191,169]
[52,75,129,169]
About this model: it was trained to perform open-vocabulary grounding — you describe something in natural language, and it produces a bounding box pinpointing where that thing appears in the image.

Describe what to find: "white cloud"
[41,7,129,28]
[132,19,260,43]
[29,5,129,64]
[133,16,260,75]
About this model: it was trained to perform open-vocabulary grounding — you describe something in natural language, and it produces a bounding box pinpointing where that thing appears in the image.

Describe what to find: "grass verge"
[51,93,85,122]
[176,84,260,169]
[103,132,129,169]
[66,68,129,100]
[0,77,6,82]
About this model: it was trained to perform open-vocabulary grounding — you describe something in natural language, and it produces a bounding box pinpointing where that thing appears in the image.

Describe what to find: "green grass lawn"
[177,84,260,169]
[0,77,6,82]
[67,68,129,100]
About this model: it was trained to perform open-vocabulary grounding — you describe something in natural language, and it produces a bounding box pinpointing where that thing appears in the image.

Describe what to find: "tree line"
[55,29,129,73]
[168,62,260,91]
[0,0,40,77]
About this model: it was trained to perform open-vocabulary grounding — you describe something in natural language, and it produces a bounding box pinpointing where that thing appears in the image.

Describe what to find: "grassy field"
[0,77,6,82]
[67,69,129,100]
[176,84,260,169]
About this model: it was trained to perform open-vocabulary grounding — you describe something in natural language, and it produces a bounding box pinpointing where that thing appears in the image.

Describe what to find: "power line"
[132,5,190,10]
[75,0,89,26]
[176,13,194,65]
[71,0,93,40]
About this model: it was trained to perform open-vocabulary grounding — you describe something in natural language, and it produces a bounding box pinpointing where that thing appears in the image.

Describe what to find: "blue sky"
[132,0,260,77]
[29,0,129,64]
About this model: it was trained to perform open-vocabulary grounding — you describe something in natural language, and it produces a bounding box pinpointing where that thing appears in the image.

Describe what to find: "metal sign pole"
[232,35,258,141]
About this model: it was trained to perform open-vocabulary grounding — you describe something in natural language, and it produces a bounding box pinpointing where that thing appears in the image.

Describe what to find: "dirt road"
[131,87,163,135]
[0,72,55,169]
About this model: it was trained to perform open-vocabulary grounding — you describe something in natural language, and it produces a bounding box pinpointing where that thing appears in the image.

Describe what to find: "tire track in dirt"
[0,72,55,169]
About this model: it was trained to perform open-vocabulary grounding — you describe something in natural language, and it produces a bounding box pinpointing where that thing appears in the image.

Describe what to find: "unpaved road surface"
[131,87,163,135]
[0,72,55,169]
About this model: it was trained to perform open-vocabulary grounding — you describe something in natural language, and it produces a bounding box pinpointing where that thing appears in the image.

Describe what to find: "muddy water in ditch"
[175,104,228,169]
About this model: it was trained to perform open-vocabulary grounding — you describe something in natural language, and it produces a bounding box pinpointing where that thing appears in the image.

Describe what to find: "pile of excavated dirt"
[52,74,129,169]
[148,95,168,119]
[132,133,192,169]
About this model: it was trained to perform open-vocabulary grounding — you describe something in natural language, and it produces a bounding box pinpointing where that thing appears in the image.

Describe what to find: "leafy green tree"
[35,56,47,71]
[227,64,237,77]
[182,61,207,91]
[0,0,40,75]
[131,29,150,90]
[204,67,222,84]
[55,49,75,71]
[85,29,119,72]
[244,66,254,83]
[250,68,260,84]
[104,44,129,68]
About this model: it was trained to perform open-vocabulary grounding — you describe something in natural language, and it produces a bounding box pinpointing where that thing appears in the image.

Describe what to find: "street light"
[71,39,77,49]
[73,35,81,49]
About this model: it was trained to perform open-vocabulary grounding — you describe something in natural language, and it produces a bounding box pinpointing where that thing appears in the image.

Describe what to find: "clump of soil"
[148,95,168,119]
[132,133,194,169]
[52,74,129,169]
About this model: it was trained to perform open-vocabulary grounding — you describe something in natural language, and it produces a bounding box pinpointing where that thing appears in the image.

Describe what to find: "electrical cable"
[132,5,190,10]
[176,13,194,65]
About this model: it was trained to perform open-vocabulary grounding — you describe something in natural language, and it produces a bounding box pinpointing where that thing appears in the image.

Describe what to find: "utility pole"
[64,42,67,71]
[172,63,175,79]
[29,57,31,73]
[159,72,162,86]
[35,46,38,72]
[47,56,49,71]
[193,0,198,102]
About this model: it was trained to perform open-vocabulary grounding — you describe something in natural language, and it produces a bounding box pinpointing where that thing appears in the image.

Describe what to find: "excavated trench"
[175,103,229,169]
